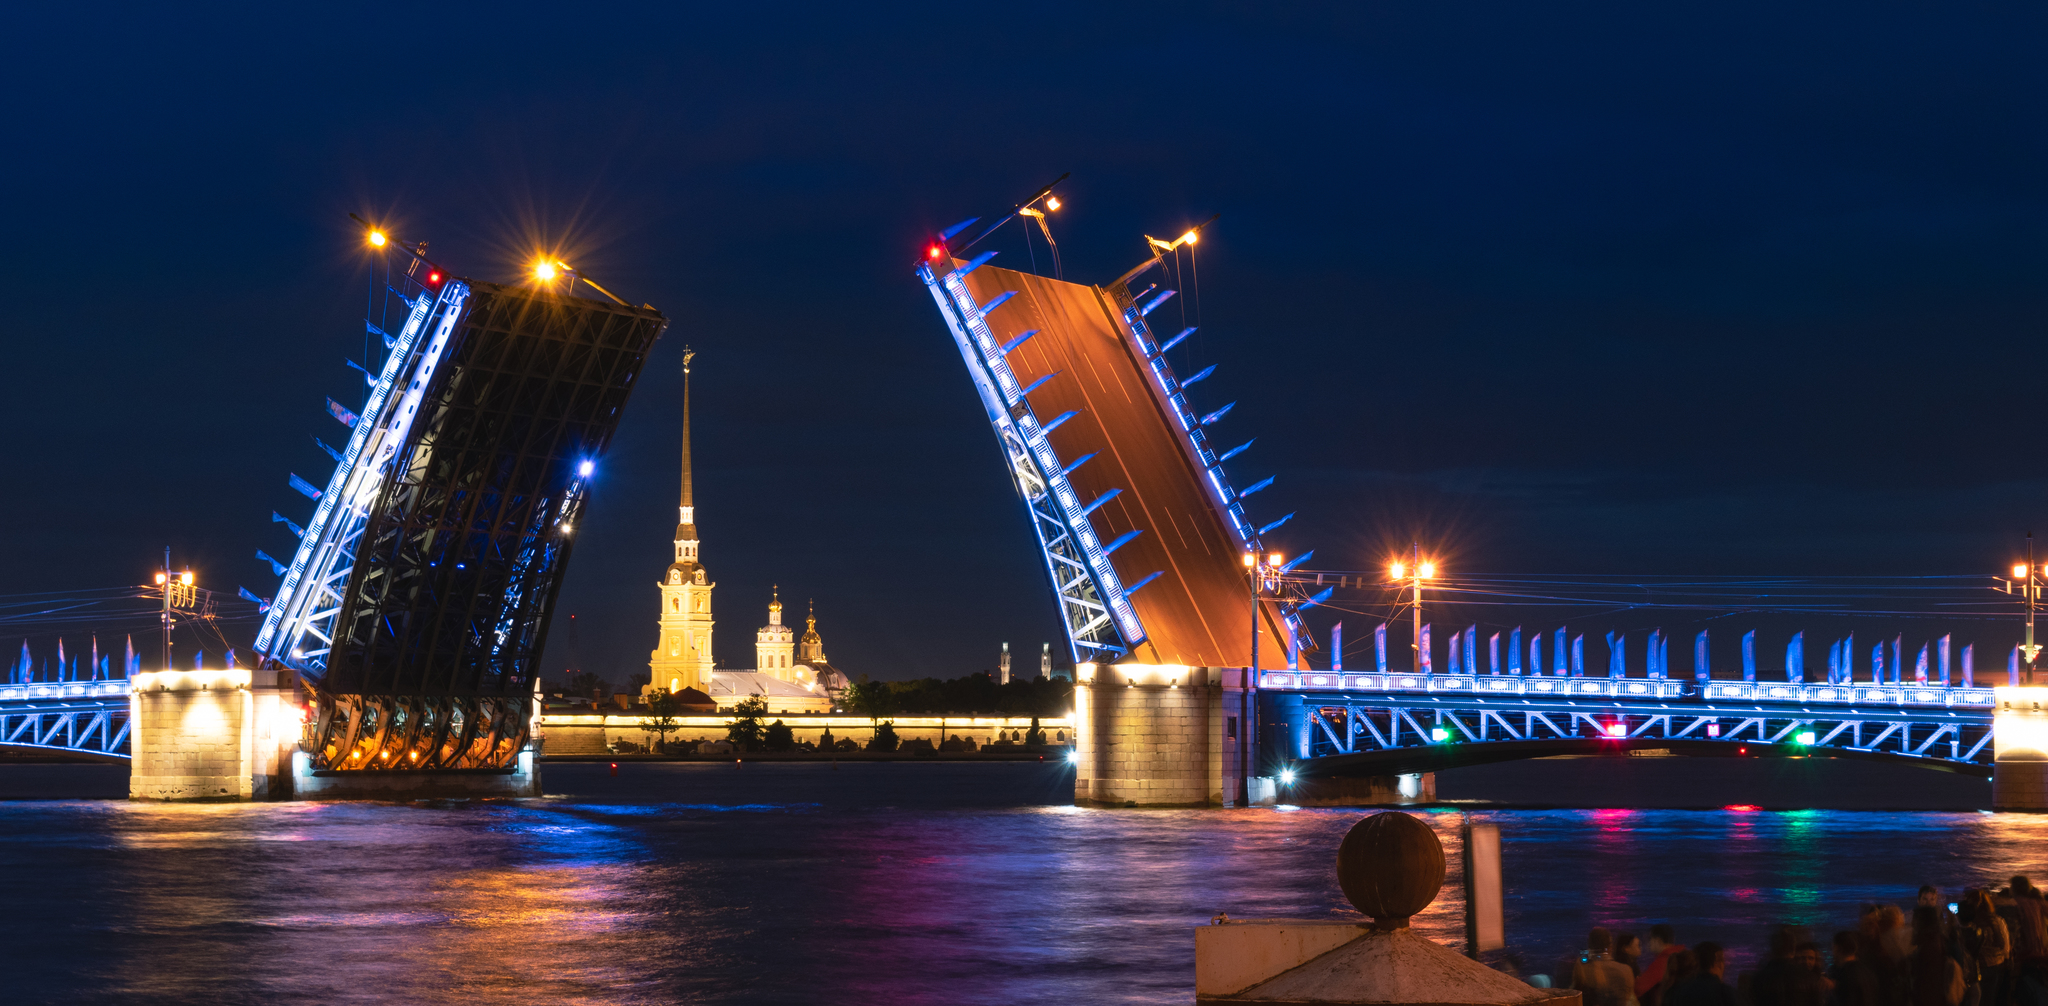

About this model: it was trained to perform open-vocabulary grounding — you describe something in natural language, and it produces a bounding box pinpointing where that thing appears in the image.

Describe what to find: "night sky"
[5,4,2046,684]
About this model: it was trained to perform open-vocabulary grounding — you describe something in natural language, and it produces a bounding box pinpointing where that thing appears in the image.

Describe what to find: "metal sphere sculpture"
[1335,810,1446,928]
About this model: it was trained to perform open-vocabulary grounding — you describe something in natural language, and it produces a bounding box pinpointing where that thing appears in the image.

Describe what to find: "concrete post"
[1994,686,2048,811]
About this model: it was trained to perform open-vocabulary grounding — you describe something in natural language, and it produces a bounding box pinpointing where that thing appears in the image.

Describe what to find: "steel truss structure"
[1269,690,1995,775]
[258,274,666,770]
[923,260,1140,659]
[0,683,131,759]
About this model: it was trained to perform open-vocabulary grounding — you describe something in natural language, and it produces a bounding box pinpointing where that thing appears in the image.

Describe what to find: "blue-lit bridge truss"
[1258,671,1997,777]
[0,680,131,759]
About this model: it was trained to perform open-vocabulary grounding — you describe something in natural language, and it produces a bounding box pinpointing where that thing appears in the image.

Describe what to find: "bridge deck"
[955,263,1280,667]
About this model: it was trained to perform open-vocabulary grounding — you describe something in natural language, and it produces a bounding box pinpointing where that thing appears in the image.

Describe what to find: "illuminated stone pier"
[129,667,300,801]
[1994,686,2048,811]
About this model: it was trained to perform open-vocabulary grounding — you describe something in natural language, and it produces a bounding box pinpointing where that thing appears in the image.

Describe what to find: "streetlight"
[1392,544,1435,674]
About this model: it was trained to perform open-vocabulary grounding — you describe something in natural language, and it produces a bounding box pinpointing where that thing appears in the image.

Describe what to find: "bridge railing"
[0,680,132,702]
[1256,671,1997,708]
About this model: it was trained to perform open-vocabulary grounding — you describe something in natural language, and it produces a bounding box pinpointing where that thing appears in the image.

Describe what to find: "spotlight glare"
[1046,196,1061,211]
[535,261,558,281]
[367,230,388,248]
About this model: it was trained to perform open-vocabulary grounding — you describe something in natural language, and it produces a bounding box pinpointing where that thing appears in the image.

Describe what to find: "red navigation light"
[927,244,944,260]
[1724,804,1760,812]
[426,271,442,285]
[1605,723,1627,738]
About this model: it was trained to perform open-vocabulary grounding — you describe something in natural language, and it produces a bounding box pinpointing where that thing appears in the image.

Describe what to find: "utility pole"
[999,641,1010,685]
[155,548,194,673]
[1411,542,1423,674]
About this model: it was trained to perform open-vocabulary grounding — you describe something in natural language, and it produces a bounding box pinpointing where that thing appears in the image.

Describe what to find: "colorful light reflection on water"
[5,763,2048,1004]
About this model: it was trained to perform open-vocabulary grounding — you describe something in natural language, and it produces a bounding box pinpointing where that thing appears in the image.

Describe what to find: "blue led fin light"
[238,586,271,611]
[940,217,980,240]
[1104,529,1144,554]
[1302,586,1334,607]
[1019,371,1060,396]
[1140,289,1177,316]
[1280,550,1314,572]
[1042,410,1079,433]
[256,550,286,576]
[979,290,1016,315]
[271,512,306,538]
[1257,512,1294,535]
[957,250,998,276]
[313,437,343,462]
[289,474,323,501]
[1200,402,1235,425]
[1156,327,1195,355]
[1000,329,1040,354]
[1217,439,1253,462]
[1062,452,1097,475]
[326,398,359,428]
[345,358,376,386]
[1081,488,1123,516]
[1179,364,1216,388]
[1126,570,1165,594]
[1239,475,1274,497]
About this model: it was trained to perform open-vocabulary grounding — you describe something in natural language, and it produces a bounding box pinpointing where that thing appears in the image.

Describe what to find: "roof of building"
[707,670,823,700]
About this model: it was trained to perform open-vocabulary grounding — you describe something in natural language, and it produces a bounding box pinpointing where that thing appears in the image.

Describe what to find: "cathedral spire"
[669,347,703,575]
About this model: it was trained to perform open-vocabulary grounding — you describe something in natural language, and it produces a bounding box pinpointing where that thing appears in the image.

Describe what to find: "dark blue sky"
[4,3,2045,682]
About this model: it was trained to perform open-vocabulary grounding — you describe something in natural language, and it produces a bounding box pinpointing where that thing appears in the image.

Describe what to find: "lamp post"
[1389,545,1435,674]
[1243,550,1282,806]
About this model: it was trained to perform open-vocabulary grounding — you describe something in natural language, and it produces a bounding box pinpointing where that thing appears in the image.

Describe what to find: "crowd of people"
[1558,878,2048,1006]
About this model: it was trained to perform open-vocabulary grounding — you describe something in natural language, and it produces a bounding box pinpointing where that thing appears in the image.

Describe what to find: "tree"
[568,671,609,699]
[642,690,682,751]
[842,677,898,719]
[763,719,795,752]
[1025,715,1045,746]
[727,696,768,750]
[868,720,900,752]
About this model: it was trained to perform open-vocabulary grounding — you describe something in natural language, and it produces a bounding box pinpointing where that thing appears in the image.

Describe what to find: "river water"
[4,761,2044,1005]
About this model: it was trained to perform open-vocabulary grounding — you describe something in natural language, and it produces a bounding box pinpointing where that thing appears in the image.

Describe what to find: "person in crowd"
[1925,888,1961,935]
[1754,925,1830,1006]
[1667,943,1738,1006]
[1828,930,1884,1006]
[1962,889,2011,1006]
[1639,925,1688,1006]
[2009,877,2048,1006]
[1911,905,1967,1006]
[1618,933,1644,976]
[1574,927,1642,1006]
[1881,906,1917,966]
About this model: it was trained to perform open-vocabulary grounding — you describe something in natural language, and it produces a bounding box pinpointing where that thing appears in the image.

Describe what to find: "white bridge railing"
[1257,671,1997,708]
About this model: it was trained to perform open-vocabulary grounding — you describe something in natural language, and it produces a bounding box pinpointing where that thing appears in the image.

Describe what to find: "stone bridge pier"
[1995,686,2048,811]
[1072,665,1433,808]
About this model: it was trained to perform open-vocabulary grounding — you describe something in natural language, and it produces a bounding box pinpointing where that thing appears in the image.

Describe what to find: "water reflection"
[6,763,2048,1004]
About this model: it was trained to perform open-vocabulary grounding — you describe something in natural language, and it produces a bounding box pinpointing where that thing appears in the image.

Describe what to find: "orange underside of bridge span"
[955,261,1289,668]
